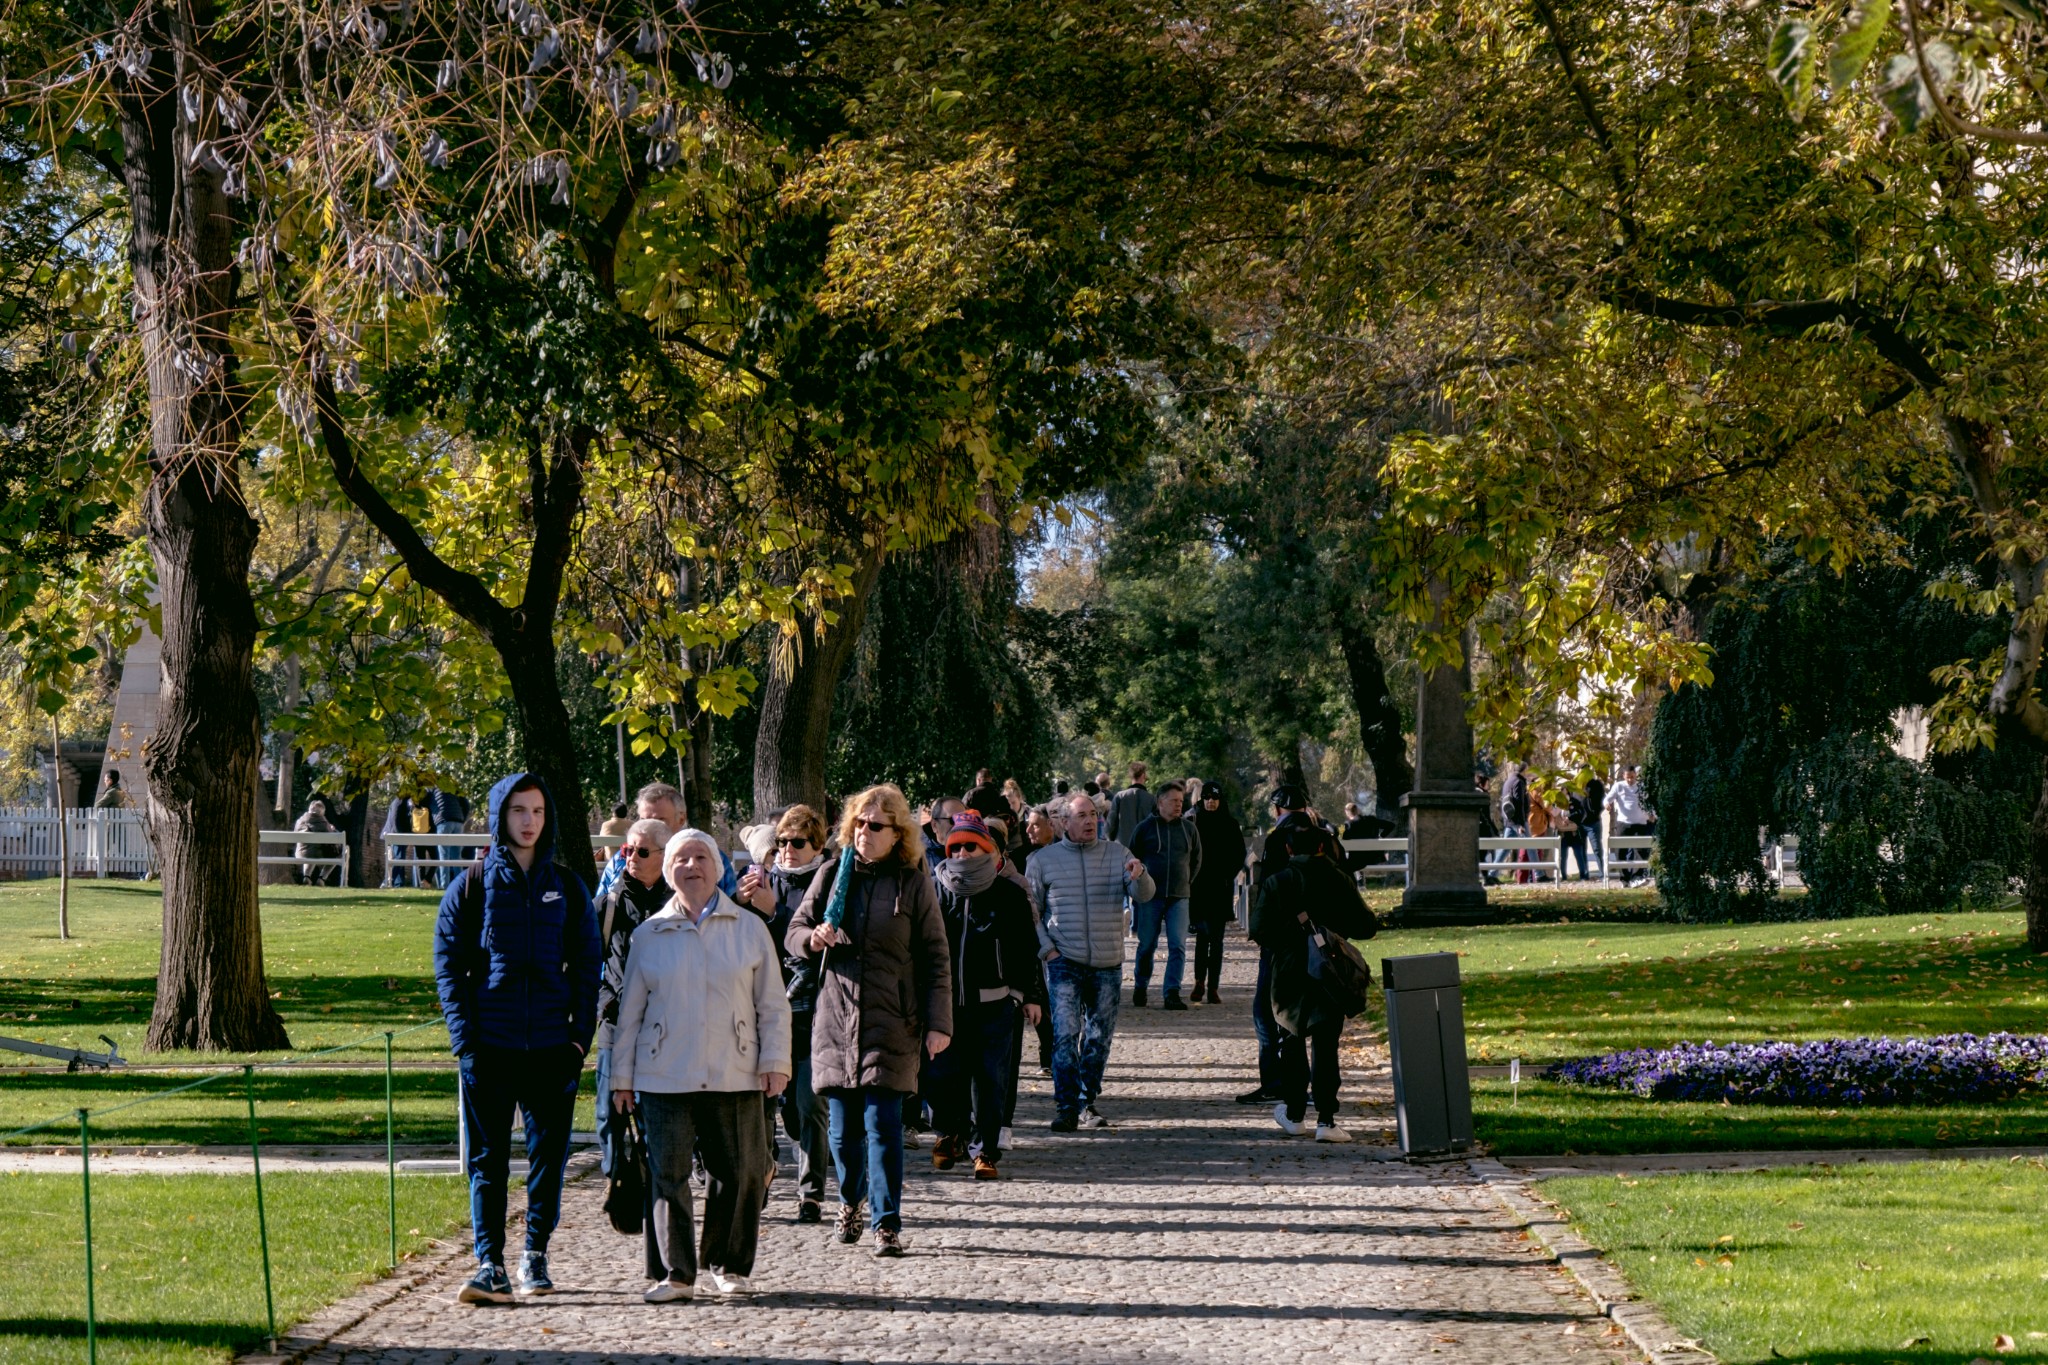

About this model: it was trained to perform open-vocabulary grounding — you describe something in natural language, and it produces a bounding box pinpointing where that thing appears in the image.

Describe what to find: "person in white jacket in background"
[611,826,793,1303]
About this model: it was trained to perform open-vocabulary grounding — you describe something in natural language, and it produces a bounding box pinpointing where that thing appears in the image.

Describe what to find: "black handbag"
[603,1109,648,1235]
[1298,910,1374,1019]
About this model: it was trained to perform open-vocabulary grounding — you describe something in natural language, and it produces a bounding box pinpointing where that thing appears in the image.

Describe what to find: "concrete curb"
[234,1148,603,1365]
[1469,1157,1716,1365]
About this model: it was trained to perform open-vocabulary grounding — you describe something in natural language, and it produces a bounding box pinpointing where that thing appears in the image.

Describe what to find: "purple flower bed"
[1544,1034,2048,1106]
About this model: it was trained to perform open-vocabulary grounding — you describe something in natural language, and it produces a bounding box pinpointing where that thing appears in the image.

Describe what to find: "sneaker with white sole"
[1315,1124,1353,1143]
[643,1278,695,1304]
[706,1268,752,1296]
[456,1260,514,1305]
[515,1249,554,1296]
[1272,1102,1307,1136]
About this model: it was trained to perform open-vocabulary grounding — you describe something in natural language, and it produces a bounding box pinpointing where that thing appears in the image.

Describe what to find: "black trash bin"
[1381,951,1474,1157]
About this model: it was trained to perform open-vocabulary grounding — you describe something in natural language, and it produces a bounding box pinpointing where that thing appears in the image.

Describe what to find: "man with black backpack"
[1247,785,1376,1143]
[433,772,601,1305]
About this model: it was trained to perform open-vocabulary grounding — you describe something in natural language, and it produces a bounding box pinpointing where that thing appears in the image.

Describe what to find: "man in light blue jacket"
[1025,793,1156,1133]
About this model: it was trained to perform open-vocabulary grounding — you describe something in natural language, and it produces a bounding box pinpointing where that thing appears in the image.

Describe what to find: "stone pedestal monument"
[1400,638,1490,925]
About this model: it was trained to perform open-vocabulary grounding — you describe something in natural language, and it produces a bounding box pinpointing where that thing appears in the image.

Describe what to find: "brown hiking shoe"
[973,1155,1000,1181]
[931,1135,960,1170]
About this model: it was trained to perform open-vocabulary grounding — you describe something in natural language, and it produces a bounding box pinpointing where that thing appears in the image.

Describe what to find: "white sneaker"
[706,1269,752,1296]
[1272,1103,1306,1136]
[644,1278,695,1303]
[999,1126,1014,1149]
[1315,1124,1353,1144]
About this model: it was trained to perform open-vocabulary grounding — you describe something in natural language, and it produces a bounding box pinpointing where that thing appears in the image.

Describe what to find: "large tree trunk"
[142,467,288,1051]
[2028,762,2048,954]
[1336,611,1414,798]
[339,774,371,889]
[503,631,598,890]
[122,16,287,1052]
[753,550,886,817]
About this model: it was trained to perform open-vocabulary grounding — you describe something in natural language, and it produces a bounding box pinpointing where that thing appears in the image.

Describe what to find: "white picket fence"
[0,807,155,878]
[1339,828,1661,885]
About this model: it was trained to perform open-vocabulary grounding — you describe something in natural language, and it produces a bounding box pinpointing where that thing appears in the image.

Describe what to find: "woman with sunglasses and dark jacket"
[739,803,834,1223]
[786,783,951,1257]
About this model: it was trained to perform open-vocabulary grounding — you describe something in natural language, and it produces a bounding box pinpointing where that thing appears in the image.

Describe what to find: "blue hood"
[485,771,558,865]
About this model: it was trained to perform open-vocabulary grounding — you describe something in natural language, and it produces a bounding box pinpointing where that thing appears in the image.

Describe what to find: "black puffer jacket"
[933,873,1049,1012]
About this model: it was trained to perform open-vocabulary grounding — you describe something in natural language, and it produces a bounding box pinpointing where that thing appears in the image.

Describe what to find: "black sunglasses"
[856,818,892,833]
[624,845,661,858]
[776,835,812,848]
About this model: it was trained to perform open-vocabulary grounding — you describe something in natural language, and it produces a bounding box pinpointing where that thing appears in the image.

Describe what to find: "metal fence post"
[385,1031,397,1270]
[243,1066,278,1353]
[78,1108,96,1365]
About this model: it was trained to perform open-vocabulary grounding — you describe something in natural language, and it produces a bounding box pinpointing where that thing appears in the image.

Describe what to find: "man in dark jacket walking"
[1127,781,1203,1010]
[1237,786,1343,1108]
[434,773,600,1305]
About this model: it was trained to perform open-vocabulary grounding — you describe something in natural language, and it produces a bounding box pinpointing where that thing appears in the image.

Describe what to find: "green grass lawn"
[0,881,450,1066]
[1378,907,2048,1064]
[0,882,600,1145]
[1539,1159,2048,1364]
[1370,903,2048,1154]
[0,1169,469,1365]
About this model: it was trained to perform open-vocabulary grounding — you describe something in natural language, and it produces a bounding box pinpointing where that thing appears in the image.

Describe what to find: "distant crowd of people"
[427,760,1391,1307]
[1484,761,1658,885]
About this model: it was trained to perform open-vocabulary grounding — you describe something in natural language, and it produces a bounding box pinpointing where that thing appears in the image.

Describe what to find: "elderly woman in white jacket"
[612,827,792,1302]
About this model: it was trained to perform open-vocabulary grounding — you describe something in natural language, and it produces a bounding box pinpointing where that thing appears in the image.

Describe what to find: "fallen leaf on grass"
[1995,1334,2018,1353]
[1786,1221,1806,1230]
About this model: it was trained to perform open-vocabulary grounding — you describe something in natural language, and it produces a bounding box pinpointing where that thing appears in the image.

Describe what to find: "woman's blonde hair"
[838,783,923,870]
[775,803,829,851]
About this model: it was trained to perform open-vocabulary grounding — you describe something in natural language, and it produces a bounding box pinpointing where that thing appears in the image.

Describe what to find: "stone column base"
[1400,789,1492,926]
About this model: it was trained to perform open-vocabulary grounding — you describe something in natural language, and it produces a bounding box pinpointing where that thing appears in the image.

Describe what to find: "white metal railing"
[1481,835,1562,878]
[380,831,630,886]
[1342,837,1411,881]
[1604,834,1655,882]
[259,828,348,883]
[0,807,154,878]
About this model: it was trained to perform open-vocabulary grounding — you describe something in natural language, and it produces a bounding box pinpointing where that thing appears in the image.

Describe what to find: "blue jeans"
[1586,823,1605,877]
[1253,951,1284,1092]
[1047,957,1121,1116]
[1131,897,1189,994]
[458,1045,579,1265]
[825,1087,905,1231]
[927,999,1019,1160]
[594,1046,617,1176]
[436,820,466,888]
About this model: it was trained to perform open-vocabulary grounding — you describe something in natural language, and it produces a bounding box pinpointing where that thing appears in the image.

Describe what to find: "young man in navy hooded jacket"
[434,772,601,1304]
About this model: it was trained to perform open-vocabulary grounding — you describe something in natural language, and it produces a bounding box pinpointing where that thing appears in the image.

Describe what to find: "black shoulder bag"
[603,1108,648,1235]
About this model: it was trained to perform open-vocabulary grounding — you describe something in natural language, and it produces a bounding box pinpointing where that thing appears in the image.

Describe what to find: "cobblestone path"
[296,936,1637,1365]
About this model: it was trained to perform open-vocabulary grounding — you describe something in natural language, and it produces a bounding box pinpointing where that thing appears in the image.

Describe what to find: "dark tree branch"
[297,311,514,642]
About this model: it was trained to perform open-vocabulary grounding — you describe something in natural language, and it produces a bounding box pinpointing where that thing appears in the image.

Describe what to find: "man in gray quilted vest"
[1026,793,1156,1133]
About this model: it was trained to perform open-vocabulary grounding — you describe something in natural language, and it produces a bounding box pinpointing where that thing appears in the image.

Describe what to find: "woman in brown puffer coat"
[786,783,952,1258]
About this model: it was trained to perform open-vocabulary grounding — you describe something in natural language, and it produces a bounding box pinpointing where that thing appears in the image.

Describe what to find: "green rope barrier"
[385,1030,397,1270]
[78,1109,96,1365]
[243,1067,278,1355]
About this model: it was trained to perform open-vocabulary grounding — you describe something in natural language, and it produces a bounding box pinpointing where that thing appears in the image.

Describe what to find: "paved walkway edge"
[233,1150,601,1365]
[1467,1157,1716,1365]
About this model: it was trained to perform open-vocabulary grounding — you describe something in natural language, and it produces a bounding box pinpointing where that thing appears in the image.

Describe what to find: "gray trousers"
[638,1090,770,1282]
